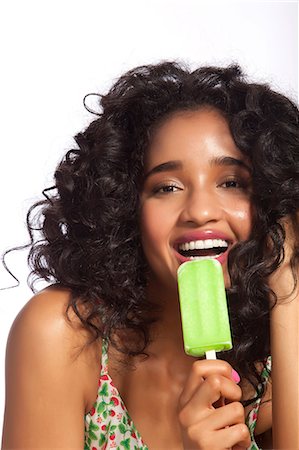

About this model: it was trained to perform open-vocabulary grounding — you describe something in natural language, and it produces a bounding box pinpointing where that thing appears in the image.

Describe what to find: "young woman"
[2,62,298,450]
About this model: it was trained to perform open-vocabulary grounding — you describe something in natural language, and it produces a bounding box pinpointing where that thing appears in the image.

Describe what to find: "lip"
[173,230,232,245]
[173,229,232,266]
[173,247,229,265]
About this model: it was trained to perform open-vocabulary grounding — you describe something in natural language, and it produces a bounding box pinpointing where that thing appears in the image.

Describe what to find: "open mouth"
[176,239,229,261]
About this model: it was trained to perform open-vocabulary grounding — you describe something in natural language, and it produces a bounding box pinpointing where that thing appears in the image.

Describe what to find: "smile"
[174,237,230,265]
[173,230,232,264]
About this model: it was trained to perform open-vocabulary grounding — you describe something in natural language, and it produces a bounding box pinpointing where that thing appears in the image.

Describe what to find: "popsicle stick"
[205,350,217,359]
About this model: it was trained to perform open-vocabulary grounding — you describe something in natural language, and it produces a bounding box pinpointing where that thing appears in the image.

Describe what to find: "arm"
[2,287,101,449]
[269,217,299,449]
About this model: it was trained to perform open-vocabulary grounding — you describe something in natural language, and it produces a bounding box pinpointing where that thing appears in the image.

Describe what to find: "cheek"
[139,202,176,260]
[140,206,158,243]
[140,199,174,234]
[139,205,165,257]
[226,201,253,238]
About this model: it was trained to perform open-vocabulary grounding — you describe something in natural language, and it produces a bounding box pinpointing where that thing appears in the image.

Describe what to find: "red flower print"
[111,397,119,406]
[131,431,137,438]
[101,374,109,380]
[92,447,97,450]
[109,410,116,416]
[101,424,107,431]
[110,433,116,440]
[90,407,95,416]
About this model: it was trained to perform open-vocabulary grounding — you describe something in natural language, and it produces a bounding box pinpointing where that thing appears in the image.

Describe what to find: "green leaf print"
[99,382,109,397]
[97,401,107,414]
[89,430,98,440]
[118,423,127,434]
[109,425,117,432]
[99,433,107,446]
[89,421,100,431]
[120,438,131,450]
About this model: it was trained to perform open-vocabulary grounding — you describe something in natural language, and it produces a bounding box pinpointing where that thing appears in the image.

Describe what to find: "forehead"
[146,108,244,167]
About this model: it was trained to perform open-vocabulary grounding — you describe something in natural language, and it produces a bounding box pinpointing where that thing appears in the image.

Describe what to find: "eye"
[222,179,240,188]
[153,183,182,194]
[219,177,249,190]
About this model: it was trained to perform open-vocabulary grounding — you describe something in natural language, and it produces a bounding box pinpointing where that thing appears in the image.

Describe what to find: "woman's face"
[140,108,253,291]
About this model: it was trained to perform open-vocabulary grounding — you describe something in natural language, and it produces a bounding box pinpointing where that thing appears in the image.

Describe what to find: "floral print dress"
[84,340,147,450]
[84,341,271,450]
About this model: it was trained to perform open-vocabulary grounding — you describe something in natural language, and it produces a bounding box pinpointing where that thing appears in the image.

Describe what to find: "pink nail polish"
[232,369,240,383]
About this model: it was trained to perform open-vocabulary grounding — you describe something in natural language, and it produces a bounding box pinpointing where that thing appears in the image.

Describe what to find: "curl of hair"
[26,61,299,400]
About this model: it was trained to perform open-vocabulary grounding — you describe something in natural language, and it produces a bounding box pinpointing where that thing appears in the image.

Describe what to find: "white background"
[0,0,298,440]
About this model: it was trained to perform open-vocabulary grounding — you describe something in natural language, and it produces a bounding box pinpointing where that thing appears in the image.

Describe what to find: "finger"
[179,359,236,407]
[199,401,246,430]
[188,423,251,450]
[217,423,251,449]
[179,375,242,426]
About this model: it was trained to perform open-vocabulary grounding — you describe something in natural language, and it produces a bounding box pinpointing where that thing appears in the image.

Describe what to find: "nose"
[178,187,223,226]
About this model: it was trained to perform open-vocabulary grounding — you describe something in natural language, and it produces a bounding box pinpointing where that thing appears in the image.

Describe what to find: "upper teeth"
[178,239,228,251]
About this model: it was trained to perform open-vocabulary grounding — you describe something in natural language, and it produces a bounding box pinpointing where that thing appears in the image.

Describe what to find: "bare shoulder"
[2,286,101,449]
[7,285,102,399]
[9,285,70,333]
[8,285,101,367]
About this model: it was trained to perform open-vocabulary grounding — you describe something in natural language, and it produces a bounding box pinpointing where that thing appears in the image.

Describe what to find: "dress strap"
[245,355,272,448]
[100,338,109,376]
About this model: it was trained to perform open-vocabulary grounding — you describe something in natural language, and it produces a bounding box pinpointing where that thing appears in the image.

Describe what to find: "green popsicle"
[177,259,232,358]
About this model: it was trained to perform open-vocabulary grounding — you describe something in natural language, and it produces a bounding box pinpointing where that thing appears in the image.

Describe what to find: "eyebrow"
[211,156,252,173]
[144,160,183,180]
[144,156,251,180]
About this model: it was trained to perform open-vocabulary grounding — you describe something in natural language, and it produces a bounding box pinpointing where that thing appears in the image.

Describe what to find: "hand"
[178,360,251,450]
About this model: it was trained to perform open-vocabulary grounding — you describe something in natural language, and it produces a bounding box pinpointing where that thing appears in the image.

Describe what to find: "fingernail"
[232,369,240,383]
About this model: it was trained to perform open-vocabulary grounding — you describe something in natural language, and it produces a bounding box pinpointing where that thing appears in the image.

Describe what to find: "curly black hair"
[25,61,299,401]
